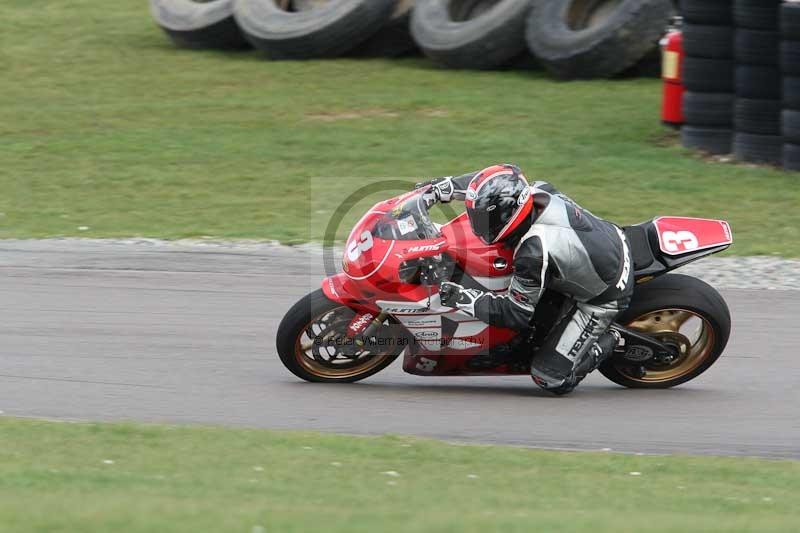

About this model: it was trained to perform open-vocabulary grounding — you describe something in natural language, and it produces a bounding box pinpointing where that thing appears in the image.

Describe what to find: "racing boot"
[532,329,621,396]
[572,329,622,379]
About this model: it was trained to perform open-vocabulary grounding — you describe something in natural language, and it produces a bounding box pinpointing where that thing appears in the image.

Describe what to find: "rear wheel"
[599,274,731,388]
[276,289,405,382]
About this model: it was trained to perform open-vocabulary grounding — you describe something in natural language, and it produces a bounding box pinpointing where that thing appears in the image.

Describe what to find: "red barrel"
[661,29,684,127]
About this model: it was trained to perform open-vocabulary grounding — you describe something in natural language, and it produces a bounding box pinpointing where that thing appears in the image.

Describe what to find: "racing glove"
[416,176,455,205]
[439,281,483,317]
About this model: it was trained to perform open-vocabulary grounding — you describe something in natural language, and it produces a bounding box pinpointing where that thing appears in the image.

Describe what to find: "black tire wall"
[733,132,783,164]
[682,24,733,59]
[733,0,779,31]
[736,65,781,99]
[734,98,781,135]
[680,0,732,25]
[683,57,734,92]
[683,92,733,127]
[681,126,732,155]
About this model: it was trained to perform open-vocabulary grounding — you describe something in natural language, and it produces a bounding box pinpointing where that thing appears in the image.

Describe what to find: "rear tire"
[276,290,404,383]
[599,274,731,389]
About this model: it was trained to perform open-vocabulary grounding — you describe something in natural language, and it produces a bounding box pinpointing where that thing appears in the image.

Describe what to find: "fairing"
[322,190,733,377]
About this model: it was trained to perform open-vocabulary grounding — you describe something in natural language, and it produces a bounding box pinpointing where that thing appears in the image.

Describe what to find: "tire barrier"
[680,0,731,26]
[679,1,734,155]
[150,0,675,79]
[733,0,780,31]
[782,2,800,170]
[525,0,674,79]
[733,132,784,164]
[150,0,251,50]
[682,126,735,155]
[350,0,417,57]
[736,65,781,99]
[682,24,732,59]
[732,0,781,165]
[411,0,534,70]
[683,92,734,127]
[234,0,396,59]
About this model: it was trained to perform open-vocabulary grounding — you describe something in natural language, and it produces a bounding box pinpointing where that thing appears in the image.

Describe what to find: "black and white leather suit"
[436,173,634,392]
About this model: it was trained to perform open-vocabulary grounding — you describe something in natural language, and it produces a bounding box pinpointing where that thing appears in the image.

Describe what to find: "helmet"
[464,164,533,245]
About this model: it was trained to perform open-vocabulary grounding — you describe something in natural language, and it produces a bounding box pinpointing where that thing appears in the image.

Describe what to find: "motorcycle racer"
[418,164,633,395]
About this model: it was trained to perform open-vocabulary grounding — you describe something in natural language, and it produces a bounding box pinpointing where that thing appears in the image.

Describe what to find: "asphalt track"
[1,240,798,459]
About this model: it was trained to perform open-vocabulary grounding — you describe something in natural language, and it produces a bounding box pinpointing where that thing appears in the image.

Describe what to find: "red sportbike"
[277,187,733,389]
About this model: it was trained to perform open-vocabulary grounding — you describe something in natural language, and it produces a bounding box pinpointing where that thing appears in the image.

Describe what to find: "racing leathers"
[430,172,634,394]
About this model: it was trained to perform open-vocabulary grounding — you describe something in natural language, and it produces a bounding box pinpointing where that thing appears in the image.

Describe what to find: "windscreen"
[373,192,442,242]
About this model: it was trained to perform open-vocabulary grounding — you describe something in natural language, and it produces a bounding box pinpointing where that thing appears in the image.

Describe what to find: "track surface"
[1,241,798,459]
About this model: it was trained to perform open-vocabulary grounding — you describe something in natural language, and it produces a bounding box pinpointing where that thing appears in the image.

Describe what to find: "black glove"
[415,176,455,205]
[439,281,482,317]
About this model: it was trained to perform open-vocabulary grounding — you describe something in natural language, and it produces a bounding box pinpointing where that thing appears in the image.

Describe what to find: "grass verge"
[0,418,798,532]
[2,1,799,255]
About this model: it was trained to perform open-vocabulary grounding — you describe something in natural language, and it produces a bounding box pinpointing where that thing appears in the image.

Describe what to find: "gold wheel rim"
[294,307,394,380]
[617,308,716,383]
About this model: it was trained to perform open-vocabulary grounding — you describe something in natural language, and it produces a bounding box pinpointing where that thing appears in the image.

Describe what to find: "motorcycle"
[277,186,733,389]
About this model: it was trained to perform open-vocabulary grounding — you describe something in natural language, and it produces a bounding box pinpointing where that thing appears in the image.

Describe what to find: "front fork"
[349,311,389,348]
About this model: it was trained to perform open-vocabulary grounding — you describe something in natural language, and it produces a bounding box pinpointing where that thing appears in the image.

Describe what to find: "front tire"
[599,274,731,389]
[276,289,403,383]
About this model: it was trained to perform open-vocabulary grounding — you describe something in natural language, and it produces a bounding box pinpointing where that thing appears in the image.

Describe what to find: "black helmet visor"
[466,199,514,245]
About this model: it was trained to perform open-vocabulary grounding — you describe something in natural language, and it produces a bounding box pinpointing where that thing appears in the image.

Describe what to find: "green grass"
[0,418,798,533]
[2,0,799,255]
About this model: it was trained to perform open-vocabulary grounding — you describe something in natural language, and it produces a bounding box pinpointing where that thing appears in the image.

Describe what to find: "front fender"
[321,273,380,313]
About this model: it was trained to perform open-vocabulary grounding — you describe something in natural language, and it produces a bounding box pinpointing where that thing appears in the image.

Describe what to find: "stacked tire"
[235,0,397,59]
[525,0,675,79]
[411,0,535,70]
[781,2,800,170]
[151,0,416,58]
[150,0,251,50]
[732,0,782,165]
[679,0,735,155]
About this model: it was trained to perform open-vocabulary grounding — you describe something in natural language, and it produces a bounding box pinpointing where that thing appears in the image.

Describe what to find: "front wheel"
[276,289,405,383]
[599,274,732,389]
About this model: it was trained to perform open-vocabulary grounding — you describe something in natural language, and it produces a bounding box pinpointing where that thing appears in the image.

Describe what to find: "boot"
[573,329,621,379]
[544,330,621,395]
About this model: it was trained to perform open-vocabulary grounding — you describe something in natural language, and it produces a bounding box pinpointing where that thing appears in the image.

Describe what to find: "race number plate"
[654,217,733,256]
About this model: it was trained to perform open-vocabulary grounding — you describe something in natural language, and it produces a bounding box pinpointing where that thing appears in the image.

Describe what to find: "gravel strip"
[0,238,798,291]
